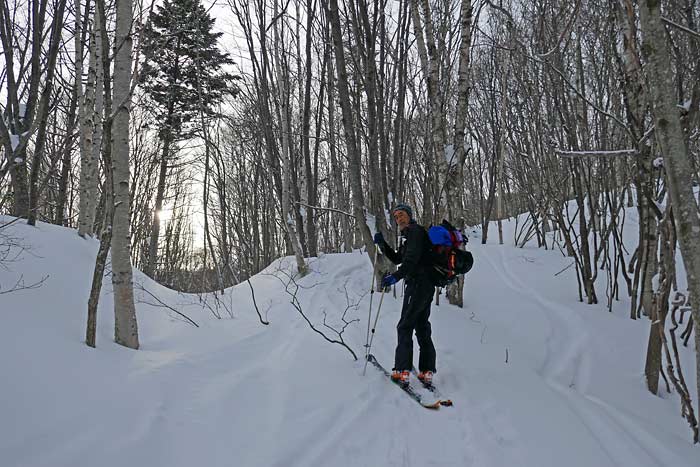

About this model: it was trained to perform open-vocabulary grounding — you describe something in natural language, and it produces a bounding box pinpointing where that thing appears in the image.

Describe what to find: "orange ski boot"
[417,370,434,386]
[391,370,410,385]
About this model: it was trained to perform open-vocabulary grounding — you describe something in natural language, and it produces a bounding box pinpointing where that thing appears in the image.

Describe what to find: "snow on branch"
[556,149,639,158]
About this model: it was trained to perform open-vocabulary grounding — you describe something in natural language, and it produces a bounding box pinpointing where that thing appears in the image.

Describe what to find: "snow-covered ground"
[1,214,697,467]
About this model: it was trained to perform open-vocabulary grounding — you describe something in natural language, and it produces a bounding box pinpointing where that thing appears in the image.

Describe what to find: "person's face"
[393,210,410,230]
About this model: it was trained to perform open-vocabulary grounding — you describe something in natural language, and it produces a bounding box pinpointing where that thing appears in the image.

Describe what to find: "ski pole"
[362,285,387,376]
[364,246,380,360]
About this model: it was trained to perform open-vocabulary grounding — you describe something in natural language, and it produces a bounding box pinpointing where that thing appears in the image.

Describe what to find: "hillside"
[0,216,697,467]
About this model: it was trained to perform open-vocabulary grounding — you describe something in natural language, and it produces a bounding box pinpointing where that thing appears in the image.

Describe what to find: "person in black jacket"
[373,203,436,385]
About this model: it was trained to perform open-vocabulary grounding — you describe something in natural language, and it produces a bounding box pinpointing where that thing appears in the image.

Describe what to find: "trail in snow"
[0,217,697,467]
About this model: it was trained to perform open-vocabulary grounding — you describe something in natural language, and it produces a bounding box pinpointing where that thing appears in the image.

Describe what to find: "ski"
[411,367,453,407]
[367,354,442,409]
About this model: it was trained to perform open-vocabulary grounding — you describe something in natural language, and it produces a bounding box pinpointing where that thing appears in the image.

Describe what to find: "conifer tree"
[140,0,236,276]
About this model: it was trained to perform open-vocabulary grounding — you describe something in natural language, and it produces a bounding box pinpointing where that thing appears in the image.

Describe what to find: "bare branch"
[662,17,700,40]
[294,201,356,218]
[0,274,48,295]
[246,278,270,325]
[556,149,639,158]
[270,265,359,360]
[134,283,199,327]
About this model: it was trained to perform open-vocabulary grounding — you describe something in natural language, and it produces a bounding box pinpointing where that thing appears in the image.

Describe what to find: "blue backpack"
[426,220,473,287]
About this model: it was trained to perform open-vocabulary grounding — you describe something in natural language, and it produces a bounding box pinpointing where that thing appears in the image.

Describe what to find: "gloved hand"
[381,273,398,289]
[373,232,385,245]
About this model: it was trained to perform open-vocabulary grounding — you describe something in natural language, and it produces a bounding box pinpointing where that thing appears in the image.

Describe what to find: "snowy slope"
[0,216,697,467]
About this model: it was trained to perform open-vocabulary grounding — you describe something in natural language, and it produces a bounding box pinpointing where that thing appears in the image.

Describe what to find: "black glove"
[373,232,385,245]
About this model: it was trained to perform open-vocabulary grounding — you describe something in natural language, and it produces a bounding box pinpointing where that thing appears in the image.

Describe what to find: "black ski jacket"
[379,221,432,282]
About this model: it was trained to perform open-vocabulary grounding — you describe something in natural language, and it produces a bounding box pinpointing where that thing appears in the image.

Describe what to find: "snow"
[10,134,20,151]
[365,211,378,237]
[0,214,698,467]
[444,143,461,167]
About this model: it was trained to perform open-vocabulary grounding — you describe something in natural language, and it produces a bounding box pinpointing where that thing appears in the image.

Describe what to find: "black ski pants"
[393,279,436,372]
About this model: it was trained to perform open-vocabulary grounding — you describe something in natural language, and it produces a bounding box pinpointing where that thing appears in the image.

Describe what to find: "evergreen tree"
[139,0,236,276]
[141,0,235,138]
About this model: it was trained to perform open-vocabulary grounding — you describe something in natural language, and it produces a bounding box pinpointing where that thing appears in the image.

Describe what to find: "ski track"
[479,244,687,466]
[101,324,303,467]
[548,382,669,467]
[3,219,697,467]
[368,296,519,467]
[482,245,590,387]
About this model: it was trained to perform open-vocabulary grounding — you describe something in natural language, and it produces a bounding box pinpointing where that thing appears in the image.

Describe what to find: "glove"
[381,273,398,289]
[373,232,385,245]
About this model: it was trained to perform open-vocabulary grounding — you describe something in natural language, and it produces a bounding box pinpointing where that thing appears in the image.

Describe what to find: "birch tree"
[78,4,102,237]
[110,0,139,348]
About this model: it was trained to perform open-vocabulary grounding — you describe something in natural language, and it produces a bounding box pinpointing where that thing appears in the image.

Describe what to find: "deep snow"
[0,214,697,467]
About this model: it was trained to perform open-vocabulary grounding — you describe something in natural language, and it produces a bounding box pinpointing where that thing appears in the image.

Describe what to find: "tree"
[78,1,103,238]
[139,0,235,277]
[324,0,377,263]
[0,0,67,221]
[639,0,700,438]
[111,0,139,349]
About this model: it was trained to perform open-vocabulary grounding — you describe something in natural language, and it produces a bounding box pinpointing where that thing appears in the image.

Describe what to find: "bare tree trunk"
[57,0,90,227]
[325,0,376,259]
[55,89,79,227]
[325,43,354,253]
[0,0,43,219]
[301,0,317,258]
[639,0,700,417]
[410,0,444,221]
[86,182,113,348]
[645,206,673,394]
[443,0,474,307]
[79,7,100,237]
[91,12,105,233]
[273,0,307,276]
[146,137,171,277]
[26,0,68,226]
[86,0,114,348]
[111,0,139,349]
[497,61,507,246]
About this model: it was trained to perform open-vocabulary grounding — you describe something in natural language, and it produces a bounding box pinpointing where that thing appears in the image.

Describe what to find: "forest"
[1,0,699,444]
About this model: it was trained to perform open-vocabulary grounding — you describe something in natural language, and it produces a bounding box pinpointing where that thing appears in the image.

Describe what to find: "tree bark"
[301,0,318,258]
[273,0,307,275]
[111,0,139,349]
[146,137,171,277]
[26,0,68,226]
[445,0,474,307]
[325,0,376,259]
[639,0,700,416]
[79,7,101,237]
[325,41,354,253]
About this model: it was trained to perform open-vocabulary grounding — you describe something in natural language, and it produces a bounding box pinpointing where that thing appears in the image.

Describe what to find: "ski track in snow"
[487,245,591,388]
[1,218,697,467]
[478,243,690,466]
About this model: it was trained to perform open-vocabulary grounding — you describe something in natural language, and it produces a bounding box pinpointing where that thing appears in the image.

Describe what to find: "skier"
[373,203,436,386]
